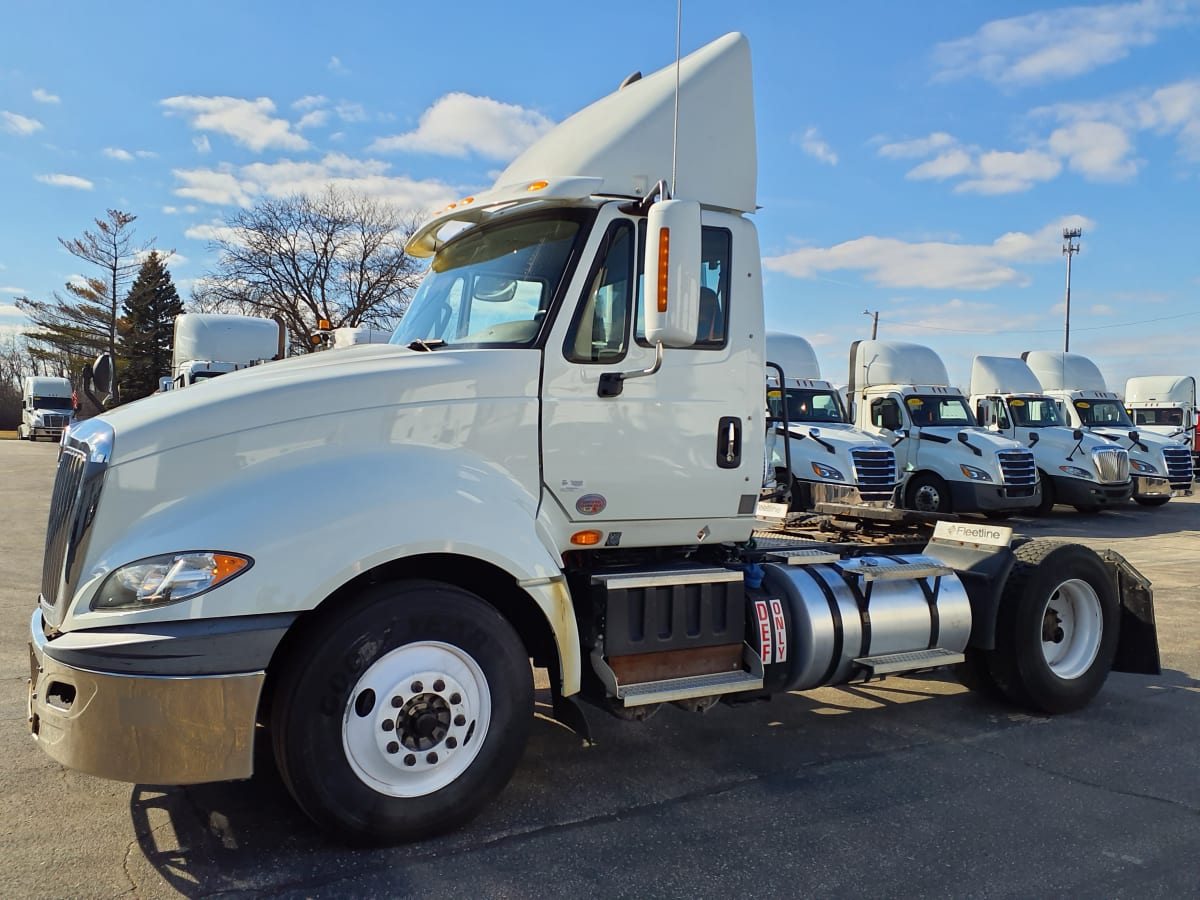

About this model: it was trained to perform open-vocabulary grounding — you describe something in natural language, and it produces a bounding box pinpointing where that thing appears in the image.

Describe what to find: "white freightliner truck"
[847,341,1041,516]
[167,313,286,389]
[1124,375,1198,470]
[969,356,1133,514]
[1023,351,1194,506]
[29,34,1159,844]
[18,376,75,442]
[763,332,898,512]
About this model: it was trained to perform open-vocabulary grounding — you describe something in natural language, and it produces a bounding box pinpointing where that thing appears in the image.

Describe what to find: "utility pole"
[863,309,879,339]
[1062,228,1081,353]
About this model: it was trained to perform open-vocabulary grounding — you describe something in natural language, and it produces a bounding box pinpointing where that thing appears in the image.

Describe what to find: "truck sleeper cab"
[1124,375,1198,470]
[19,376,75,442]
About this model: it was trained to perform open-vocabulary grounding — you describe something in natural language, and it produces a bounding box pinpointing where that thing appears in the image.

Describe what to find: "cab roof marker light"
[527,180,549,192]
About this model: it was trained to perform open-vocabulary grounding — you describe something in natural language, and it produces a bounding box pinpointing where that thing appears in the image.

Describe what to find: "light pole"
[1062,227,1081,353]
[863,309,879,339]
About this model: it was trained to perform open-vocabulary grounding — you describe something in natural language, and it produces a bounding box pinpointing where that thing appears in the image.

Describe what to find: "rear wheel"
[981,541,1119,714]
[271,580,533,844]
[905,472,951,513]
[1134,496,1170,507]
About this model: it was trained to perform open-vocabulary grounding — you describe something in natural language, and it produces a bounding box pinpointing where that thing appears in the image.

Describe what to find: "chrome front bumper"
[28,609,263,784]
[810,481,895,507]
[1132,475,1176,499]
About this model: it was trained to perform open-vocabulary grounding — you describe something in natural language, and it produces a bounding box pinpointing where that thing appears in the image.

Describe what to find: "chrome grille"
[43,414,68,429]
[997,449,1037,486]
[1092,447,1130,484]
[39,425,110,622]
[850,446,897,502]
[1163,446,1194,487]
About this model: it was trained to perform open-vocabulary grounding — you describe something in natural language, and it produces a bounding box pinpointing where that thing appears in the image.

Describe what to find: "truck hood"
[1086,426,1184,463]
[1006,427,1114,457]
[781,421,886,450]
[95,345,534,465]
[916,426,1022,454]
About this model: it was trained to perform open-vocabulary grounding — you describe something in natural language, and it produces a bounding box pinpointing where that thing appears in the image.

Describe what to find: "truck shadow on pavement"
[126,670,1200,898]
[1008,500,1199,541]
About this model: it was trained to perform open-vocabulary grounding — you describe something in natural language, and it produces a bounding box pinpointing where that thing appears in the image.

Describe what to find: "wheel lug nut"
[386,741,399,754]
[446,736,458,749]
[381,720,395,732]
[454,714,466,726]
[433,679,445,692]
[404,754,416,767]
[411,680,423,693]
[426,752,439,764]
[391,695,404,708]
[449,693,461,705]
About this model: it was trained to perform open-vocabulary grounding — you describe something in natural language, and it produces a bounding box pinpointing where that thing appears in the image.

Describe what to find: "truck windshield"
[906,396,975,427]
[33,396,74,410]
[1006,396,1062,427]
[767,387,846,424]
[1130,407,1184,427]
[1075,399,1134,427]
[392,212,586,348]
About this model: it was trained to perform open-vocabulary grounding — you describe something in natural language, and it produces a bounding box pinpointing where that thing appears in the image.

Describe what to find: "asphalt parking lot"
[2,438,1198,899]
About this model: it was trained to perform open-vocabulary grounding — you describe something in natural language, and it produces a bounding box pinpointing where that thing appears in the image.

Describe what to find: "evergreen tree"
[121,252,183,400]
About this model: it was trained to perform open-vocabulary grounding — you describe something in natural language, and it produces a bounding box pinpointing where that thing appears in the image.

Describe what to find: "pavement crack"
[118,838,140,899]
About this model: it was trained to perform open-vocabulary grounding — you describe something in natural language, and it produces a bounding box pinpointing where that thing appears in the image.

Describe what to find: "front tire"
[982,541,1119,714]
[270,580,534,844]
[905,472,952,513]
[1134,496,1170,507]
[1033,472,1055,516]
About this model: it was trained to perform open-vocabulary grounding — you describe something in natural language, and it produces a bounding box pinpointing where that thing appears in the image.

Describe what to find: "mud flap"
[1104,550,1161,676]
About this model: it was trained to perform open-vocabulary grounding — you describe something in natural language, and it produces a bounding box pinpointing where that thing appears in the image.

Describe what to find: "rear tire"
[1134,496,1170,507]
[982,541,1119,714]
[905,472,952,513]
[270,580,533,844]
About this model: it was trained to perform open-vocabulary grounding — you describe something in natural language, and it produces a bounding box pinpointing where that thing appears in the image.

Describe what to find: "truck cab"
[848,341,1039,515]
[969,355,1132,513]
[764,332,897,510]
[18,376,75,442]
[168,313,286,389]
[1124,375,1198,471]
[1024,351,1194,506]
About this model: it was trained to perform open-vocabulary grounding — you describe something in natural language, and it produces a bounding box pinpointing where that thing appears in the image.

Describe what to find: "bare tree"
[198,187,423,351]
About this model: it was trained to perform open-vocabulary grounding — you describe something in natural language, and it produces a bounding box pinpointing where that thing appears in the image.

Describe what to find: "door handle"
[717,417,742,469]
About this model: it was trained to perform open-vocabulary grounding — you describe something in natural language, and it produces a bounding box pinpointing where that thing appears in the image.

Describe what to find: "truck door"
[540,206,764,532]
[870,395,914,472]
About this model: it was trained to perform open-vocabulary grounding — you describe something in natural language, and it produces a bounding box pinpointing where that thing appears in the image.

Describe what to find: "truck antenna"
[670,0,682,196]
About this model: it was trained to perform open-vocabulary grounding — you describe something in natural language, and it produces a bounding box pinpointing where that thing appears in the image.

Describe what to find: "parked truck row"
[28,33,1166,846]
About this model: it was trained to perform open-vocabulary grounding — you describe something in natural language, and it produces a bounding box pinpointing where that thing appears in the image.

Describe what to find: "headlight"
[92,552,252,610]
[1130,459,1158,474]
[959,464,992,482]
[1059,465,1093,479]
[811,461,845,481]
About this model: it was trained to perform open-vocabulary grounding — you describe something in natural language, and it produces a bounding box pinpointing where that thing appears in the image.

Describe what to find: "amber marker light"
[527,180,549,192]
[570,530,603,546]
[212,553,250,581]
[656,227,671,313]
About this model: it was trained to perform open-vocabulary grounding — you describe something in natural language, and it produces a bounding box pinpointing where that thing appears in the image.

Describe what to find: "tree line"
[2,188,422,429]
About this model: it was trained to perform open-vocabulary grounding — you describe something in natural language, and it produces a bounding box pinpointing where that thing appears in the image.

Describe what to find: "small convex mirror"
[644,199,701,347]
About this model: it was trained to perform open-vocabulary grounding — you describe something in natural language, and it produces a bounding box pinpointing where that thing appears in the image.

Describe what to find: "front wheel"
[1134,496,1170,507]
[982,541,1119,714]
[905,472,952,513]
[270,581,534,844]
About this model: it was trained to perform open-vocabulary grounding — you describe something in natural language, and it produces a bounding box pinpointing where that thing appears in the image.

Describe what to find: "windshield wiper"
[408,339,447,352]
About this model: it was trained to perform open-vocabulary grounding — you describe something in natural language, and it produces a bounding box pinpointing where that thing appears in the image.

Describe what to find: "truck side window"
[993,399,1011,430]
[565,221,634,363]
[871,398,902,431]
[635,225,731,349]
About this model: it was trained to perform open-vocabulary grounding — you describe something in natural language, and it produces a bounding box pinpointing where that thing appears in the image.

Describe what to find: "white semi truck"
[847,341,1040,516]
[1124,375,1198,470]
[29,34,1159,844]
[764,332,898,512]
[18,376,75,442]
[168,313,286,389]
[969,356,1133,514]
[1023,351,1194,506]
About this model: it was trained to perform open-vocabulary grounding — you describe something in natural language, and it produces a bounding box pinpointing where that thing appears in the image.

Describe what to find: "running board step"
[854,648,965,676]
[767,548,843,566]
[840,561,953,582]
[618,670,765,707]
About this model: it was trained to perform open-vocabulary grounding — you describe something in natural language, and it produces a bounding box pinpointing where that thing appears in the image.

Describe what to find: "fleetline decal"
[769,598,788,664]
[576,493,607,515]
[754,600,772,664]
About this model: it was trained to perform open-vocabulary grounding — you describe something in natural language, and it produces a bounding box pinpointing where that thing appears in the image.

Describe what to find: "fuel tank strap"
[796,566,845,686]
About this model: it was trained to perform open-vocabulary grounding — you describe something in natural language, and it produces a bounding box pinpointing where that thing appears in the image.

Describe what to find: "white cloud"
[297,110,329,130]
[2,111,43,136]
[35,173,93,190]
[877,132,958,159]
[292,95,328,111]
[1,287,28,296]
[956,149,1062,194]
[134,249,187,267]
[907,150,975,181]
[1089,304,1117,314]
[328,56,348,75]
[934,0,1197,86]
[162,205,198,215]
[184,221,244,244]
[104,147,134,161]
[161,95,308,152]
[335,102,367,122]
[194,135,211,154]
[371,93,552,160]
[32,88,60,104]
[136,149,157,159]
[172,167,254,205]
[797,127,838,165]
[763,215,1094,291]
[1048,121,1139,179]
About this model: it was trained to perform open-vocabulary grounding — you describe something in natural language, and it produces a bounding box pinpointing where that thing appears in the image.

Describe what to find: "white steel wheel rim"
[342,640,492,798]
[1040,578,1103,680]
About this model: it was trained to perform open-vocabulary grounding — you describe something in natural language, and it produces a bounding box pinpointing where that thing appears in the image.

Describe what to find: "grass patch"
[0,430,17,441]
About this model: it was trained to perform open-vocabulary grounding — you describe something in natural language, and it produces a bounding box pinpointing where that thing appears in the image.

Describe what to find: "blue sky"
[2,0,1198,389]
